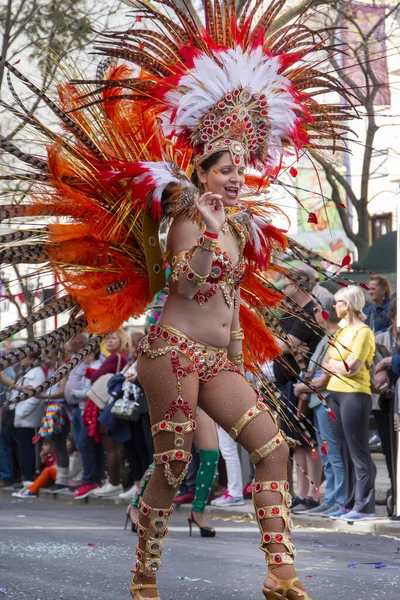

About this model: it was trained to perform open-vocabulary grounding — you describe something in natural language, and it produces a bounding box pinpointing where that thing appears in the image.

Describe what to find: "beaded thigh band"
[138,324,241,486]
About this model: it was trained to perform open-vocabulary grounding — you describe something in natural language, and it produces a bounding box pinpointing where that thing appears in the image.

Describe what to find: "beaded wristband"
[204,230,219,239]
[228,351,244,366]
[230,328,245,341]
[198,233,218,253]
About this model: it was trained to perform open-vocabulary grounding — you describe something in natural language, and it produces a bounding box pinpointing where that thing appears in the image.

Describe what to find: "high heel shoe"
[187,511,216,538]
[125,508,137,533]
[130,580,160,600]
[262,571,311,600]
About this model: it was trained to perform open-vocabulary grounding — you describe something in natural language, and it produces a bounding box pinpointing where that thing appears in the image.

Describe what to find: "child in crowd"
[12,440,56,498]
[12,434,82,498]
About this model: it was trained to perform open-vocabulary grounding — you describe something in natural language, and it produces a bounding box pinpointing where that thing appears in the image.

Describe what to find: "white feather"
[161,46,302,167]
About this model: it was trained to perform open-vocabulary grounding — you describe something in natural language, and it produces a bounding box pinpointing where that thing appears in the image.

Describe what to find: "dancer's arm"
[227,289,244,370]
[169,191,225,300]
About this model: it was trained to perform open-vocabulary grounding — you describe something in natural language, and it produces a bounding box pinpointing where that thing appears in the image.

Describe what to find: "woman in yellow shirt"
[323,285,376,521]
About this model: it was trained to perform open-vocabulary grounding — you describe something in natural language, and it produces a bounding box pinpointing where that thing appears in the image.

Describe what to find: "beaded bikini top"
[170,214,248,309]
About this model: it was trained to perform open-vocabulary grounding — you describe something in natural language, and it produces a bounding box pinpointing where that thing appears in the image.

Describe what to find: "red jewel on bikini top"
[207,247,246,287]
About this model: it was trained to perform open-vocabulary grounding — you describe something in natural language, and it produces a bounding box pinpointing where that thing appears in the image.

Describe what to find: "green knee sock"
[191,449,220,514]
[131,462,155,508]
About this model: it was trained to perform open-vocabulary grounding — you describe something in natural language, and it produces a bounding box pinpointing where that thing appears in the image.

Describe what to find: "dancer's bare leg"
[131,344,199,599]
[199,370,309,600]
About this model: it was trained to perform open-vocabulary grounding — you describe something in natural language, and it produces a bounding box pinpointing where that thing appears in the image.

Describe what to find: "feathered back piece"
[0,1,356,405]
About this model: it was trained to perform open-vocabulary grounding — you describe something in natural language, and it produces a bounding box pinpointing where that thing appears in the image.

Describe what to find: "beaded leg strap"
[253,479,295,567]
[229,395,270,441]
[133,500,173,578]
[250,430,286,465]
[151,386,196,487]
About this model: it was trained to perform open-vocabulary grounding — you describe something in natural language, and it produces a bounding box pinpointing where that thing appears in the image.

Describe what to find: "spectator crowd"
[0,272,398,523]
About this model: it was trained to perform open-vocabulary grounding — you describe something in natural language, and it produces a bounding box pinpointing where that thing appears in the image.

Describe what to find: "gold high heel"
[130,580,160,600]
[262,570,311,599]
[252,477,311,600]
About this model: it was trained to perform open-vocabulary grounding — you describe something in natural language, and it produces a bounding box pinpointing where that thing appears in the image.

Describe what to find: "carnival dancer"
[0,2,357,599]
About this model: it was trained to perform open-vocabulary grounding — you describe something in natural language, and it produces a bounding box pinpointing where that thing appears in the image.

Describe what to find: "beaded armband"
[170,249,209,288]
[198,231,218,253]
[230,328,244,341]
[228,351,244,366]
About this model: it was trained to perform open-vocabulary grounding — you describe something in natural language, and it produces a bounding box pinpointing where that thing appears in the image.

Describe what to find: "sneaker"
[291,497,319,514]
[12,480,33,491]
[12,489,37,499]
[92,482,123,497]
[306,502,335,516]
[210,491,245,507]
[74,483,99,500]
[47,483,71,493]
[329,506,351,520]
[318,503,341,518]
[340,510,376,522]
[0,481,14,489]
[118,484,139,500]
[173,491,195,504]
[290,496,305,509]
[243,482,253,499]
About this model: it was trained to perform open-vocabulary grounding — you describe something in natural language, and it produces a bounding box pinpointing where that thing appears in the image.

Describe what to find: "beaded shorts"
[137,324,241,487]
[138,323,241,383]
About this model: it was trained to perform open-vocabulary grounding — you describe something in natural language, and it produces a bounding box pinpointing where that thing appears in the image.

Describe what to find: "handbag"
[87,354,122,411]
[111,386,140,421]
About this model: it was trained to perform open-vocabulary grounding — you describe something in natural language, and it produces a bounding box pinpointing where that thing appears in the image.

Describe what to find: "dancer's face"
[197,153,245,207]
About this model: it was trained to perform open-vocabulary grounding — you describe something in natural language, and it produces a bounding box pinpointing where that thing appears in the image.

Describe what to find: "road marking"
[0,525,258,532]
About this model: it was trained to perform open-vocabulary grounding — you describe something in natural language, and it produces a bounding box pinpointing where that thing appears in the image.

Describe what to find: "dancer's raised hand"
[194,192,225,234]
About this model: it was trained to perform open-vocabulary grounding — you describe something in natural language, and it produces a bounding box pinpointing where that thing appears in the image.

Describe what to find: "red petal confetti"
[87,542,94,547]
[359,282,370,290]
[289,167,298,177]
[321,310,329,321]
[305,575,313,579]
[341,254,351,267]
[307,212,318,224]
[13,59,21,65]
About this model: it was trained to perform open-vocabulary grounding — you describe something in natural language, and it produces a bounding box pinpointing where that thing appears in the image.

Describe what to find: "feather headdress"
[0,1,356,412]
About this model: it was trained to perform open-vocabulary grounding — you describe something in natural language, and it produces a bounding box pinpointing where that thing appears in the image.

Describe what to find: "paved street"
[0,497,399,600]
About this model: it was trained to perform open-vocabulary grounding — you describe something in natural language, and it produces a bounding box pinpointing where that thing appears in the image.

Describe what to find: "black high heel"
[125,508,137,533]
[188,511,216,538]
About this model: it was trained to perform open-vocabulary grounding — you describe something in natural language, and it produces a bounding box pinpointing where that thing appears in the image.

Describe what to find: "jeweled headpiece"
[94,0,354,195]
[162,49,297,169]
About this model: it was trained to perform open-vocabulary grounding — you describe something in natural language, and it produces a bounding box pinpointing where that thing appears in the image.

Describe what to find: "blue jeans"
[313,403,347,506]
[78,422,104,485]
[71,407,82,446]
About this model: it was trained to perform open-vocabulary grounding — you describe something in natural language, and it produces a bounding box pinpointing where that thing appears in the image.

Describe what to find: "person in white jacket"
[10,358,46,483]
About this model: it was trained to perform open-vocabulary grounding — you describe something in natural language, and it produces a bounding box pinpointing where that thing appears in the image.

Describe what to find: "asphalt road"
[0,496,399,600]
